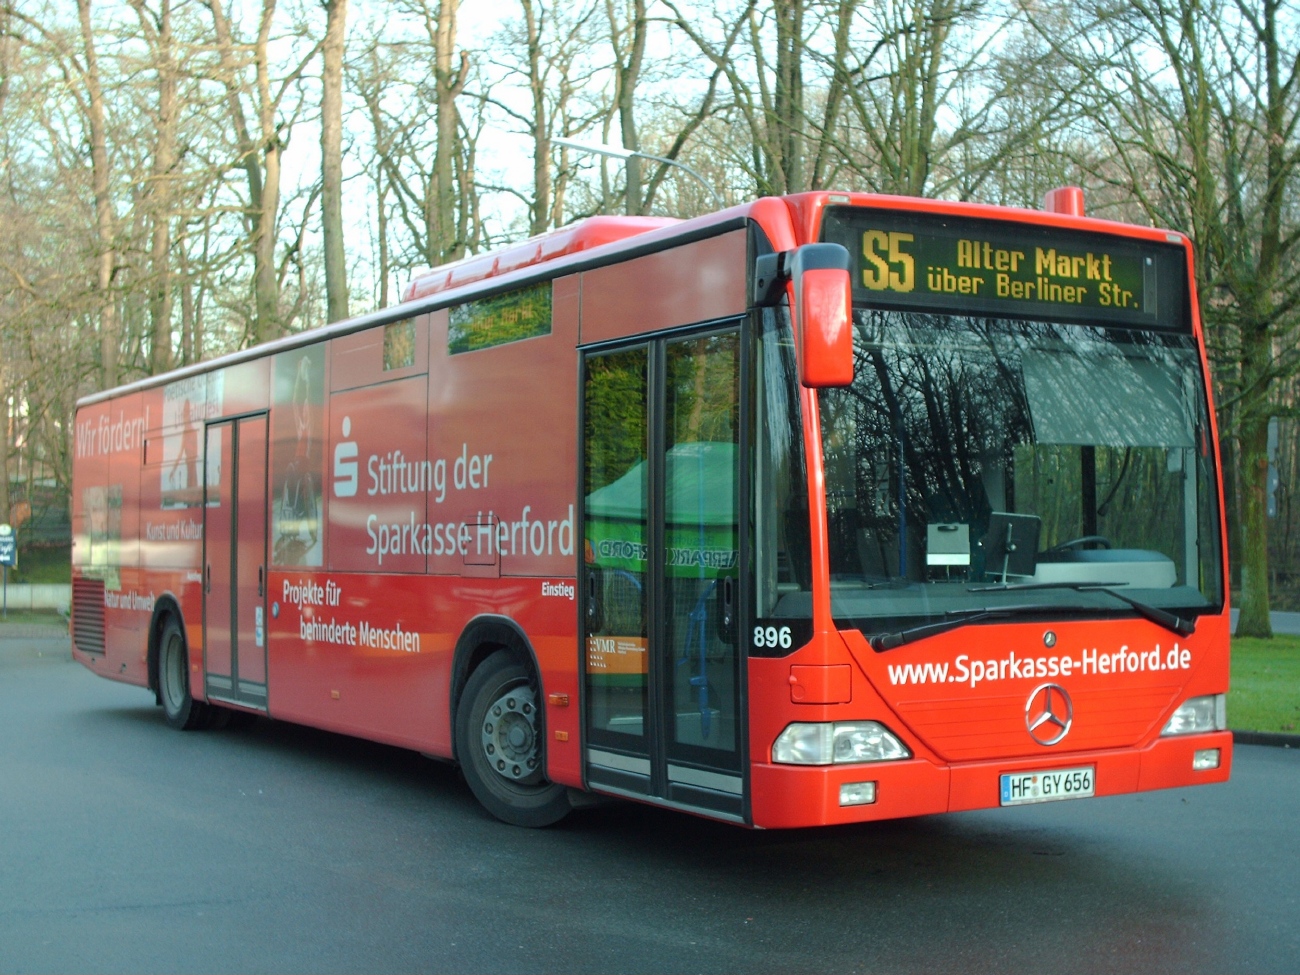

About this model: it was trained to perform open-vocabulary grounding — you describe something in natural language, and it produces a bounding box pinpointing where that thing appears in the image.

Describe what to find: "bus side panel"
[579,230,747,344]
[72,402,111,574]
[105,393,147,684]
[327,375,429,575]
[143,376,209,571]
[426,277,582,775]
[264,571,581,764]
[140,377,209,677]
[210,357,269,417]
[72,393,151,684]
[538,274,582,785]
[71,400,111,667]
[425,293,577,580]
[267,570,452,751]
[265,277,581,767]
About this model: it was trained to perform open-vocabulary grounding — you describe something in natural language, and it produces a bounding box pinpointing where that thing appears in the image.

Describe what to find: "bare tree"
[1035,0,1300,635]
[351,36,396,304]
[484,0,601,235]
[320,0,348,322]
[128,0,180,373]
[204,0,319,344]
[666,0,848,196]
[76,0,120,386]
[0,2,14,522]
[350,2,480,271]
[430,0,469,260]
[606,0,648,213]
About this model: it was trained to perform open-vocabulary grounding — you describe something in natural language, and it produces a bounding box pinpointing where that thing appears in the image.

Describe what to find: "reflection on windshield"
[755,308,812,620]
[818,311,1222,630]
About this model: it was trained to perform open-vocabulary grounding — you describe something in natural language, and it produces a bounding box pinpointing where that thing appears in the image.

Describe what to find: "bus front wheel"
[455,650,570,827]
[158,616,209,730]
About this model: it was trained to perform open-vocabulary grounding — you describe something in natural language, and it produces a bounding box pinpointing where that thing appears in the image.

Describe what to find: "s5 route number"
[753,625,793,650]
[862,230,916,293]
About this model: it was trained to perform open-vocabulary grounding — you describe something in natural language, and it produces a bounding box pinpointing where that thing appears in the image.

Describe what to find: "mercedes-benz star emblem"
[1025,683,1073,746]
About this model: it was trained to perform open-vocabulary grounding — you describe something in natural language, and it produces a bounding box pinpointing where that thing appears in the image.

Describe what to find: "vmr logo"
[333,416,358,497]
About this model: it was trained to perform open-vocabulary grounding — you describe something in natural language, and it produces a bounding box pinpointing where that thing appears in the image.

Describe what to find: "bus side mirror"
[790,243,854,388]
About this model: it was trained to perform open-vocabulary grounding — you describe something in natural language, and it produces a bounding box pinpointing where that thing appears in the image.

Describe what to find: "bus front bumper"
[748,730,1233,829]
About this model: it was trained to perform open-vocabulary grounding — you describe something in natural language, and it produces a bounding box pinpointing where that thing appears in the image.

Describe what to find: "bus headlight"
[1161,694,1227,736]
[773,721,911,765]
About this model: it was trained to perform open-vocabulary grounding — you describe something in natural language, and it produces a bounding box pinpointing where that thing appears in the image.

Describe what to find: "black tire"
[454,650,570,827]
[158,616,209,730]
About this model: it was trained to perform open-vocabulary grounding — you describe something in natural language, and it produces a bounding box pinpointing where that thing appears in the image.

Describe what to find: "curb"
[0,622,68,639]
[1233,730,1300,748]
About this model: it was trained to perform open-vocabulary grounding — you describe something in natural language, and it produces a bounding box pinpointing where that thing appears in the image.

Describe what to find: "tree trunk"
[375,168,390,307]
[431,0,468,263]
[205,0,282,345]
[0,382,9,527]
[179,243,196,365]
[131,0,178,375]
[252,1,282,339]
[321,0,349,323]
[771,0,804,193]
[1237,409,1273,636]
[609,0,647,215]
[77,0,119,388]
[522,0,551,236]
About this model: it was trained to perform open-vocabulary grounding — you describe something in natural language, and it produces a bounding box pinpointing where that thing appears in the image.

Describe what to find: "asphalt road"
[3,625,1298,974]
[1232,609,1300,635]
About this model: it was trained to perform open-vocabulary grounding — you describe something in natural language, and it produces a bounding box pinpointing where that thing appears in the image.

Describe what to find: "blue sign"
[0,525,16,568]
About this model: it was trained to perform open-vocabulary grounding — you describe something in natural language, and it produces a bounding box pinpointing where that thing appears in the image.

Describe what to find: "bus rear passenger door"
[204,414,269,710]
[582,325,746,821]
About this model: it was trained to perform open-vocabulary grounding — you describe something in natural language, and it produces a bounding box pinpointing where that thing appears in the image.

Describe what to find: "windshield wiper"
[968,581,1196,637]
[872,607,1025,651]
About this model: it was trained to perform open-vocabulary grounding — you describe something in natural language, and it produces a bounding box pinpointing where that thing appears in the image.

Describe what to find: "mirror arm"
[752,251,789,307]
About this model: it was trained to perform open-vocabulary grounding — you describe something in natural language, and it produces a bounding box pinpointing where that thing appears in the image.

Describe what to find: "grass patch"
[1230,634,1300,733]
[0,608,66,627]
[12,545,71,584]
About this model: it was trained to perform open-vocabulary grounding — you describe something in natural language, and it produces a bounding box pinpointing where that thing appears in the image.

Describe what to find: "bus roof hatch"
[402,215,679,302]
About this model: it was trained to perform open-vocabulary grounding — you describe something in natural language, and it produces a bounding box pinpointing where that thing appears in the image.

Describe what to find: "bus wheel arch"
[449,616,543,750]
[450,618,570,827]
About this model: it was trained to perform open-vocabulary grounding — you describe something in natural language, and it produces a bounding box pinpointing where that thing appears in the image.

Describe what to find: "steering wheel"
[1046,535,1112,553]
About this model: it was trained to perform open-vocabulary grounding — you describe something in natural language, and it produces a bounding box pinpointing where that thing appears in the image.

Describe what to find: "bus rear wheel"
[158,616,209,730]
[455,650,570,827]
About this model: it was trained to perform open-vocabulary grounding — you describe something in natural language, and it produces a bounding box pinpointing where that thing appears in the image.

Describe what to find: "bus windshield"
[817,310,1223,636]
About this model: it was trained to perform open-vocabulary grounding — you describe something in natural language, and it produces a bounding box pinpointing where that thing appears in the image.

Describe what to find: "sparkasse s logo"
[334,417,358,497]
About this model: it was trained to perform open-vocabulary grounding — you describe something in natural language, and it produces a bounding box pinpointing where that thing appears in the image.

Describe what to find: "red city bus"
[70,189,1232,828]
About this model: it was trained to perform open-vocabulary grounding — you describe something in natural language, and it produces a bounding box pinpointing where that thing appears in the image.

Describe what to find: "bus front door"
[581,326,746,821]
[203,414,269,710]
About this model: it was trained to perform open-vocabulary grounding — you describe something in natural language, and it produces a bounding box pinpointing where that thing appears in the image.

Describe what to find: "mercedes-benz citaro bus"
[70,188,1230,827]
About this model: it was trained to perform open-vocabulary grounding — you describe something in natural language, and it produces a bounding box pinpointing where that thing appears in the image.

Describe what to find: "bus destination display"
[822,208,1188,330]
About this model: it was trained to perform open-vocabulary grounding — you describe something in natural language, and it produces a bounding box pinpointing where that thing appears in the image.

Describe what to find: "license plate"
[1000,766,1095,806]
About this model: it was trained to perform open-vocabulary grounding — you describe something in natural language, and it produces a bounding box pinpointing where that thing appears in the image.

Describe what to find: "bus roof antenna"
[1044,186,1085,216]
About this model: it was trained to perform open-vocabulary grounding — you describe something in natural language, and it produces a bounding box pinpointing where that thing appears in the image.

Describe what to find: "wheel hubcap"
[481,684,541,783]
[163,635,184,711]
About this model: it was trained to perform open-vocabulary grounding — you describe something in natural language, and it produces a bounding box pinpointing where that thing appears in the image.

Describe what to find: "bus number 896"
[753,625,793,650]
